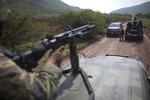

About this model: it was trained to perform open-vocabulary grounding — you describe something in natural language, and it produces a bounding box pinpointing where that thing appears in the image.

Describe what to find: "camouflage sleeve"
[34,63,62,99]
[0,52,62,100]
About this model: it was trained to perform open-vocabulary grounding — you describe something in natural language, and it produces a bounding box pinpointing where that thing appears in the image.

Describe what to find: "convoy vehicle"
[125,19,143,40]
[106,22,123,37]
[53,55,150,100]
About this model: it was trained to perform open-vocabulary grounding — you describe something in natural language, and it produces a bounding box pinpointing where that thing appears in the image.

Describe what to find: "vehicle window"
[109,23,120,27]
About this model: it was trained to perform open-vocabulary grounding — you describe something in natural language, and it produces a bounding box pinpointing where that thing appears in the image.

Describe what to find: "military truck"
[125,18,143,40]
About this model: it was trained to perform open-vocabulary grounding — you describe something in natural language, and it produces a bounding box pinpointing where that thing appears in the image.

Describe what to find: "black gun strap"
[0,46,34,72]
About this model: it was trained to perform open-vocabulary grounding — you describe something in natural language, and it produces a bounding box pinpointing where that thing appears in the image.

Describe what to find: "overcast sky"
[61,0,150,13]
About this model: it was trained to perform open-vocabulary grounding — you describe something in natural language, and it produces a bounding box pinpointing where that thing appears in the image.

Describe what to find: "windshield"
[109,23,120,27]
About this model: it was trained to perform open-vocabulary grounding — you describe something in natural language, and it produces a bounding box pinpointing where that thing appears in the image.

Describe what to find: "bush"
[0,9,51,52]
[104,13,132,24]
[58,9,106,41]
[142,18,150,28]
[135,13,150,28]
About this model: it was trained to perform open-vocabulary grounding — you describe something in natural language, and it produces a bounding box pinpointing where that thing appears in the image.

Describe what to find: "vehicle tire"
[125,35,128,41]
[140,34,143,40]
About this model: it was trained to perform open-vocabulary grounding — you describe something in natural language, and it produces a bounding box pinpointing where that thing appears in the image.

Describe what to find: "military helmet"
[131,16,137,21]
[0,0,11,21]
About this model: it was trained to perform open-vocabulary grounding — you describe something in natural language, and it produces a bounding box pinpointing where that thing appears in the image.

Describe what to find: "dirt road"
[61,28,150,75]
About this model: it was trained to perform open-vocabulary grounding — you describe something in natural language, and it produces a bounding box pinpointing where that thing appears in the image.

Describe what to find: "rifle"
[3,23,95,73]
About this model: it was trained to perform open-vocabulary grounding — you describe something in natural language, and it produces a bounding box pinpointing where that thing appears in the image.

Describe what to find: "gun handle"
[69,42,79,74]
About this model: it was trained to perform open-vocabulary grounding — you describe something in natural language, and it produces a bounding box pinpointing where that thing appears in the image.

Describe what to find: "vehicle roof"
[79,56,150,100]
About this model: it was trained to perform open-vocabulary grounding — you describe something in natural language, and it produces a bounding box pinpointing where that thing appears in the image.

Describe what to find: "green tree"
[58,9,106,41]
[0,9,51,52]
[0,10,32,51]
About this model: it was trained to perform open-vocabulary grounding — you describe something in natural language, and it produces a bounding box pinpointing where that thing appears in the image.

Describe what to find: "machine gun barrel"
[12,24,95,72]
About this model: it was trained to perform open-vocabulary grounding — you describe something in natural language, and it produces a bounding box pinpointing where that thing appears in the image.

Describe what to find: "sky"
[61,0,150,13]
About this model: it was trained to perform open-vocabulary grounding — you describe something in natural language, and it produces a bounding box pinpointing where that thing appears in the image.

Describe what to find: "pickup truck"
[125,19,143,40]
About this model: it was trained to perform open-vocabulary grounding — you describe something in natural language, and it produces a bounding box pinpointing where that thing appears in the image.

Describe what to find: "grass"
[142,18,150,28]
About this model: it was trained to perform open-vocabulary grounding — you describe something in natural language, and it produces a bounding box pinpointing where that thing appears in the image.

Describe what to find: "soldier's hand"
[47,46,64,68]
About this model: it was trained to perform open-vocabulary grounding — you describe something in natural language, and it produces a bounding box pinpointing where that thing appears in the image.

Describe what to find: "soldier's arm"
[32,63,62,100]
[0,47,63,100]
[24,46,63,99]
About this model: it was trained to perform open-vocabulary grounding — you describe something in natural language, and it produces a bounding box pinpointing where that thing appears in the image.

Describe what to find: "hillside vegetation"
[0,8,131,52]
[111,1,150,15]
[136,13,150,28]
[5,0,80,15]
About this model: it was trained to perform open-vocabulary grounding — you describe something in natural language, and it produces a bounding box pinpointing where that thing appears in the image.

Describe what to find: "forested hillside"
[5,0,80,14]
[111,1,150,15]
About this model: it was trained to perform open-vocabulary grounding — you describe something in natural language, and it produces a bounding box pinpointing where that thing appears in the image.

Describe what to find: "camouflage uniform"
[119,24,124,42]
[0,52,62,100]
[119,29,124,42]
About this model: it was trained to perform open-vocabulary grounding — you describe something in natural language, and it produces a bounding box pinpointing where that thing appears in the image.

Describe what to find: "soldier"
[131,16,137,21]
[119,24,124,42]
[0,0,63,100]
[138,20,143,33]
